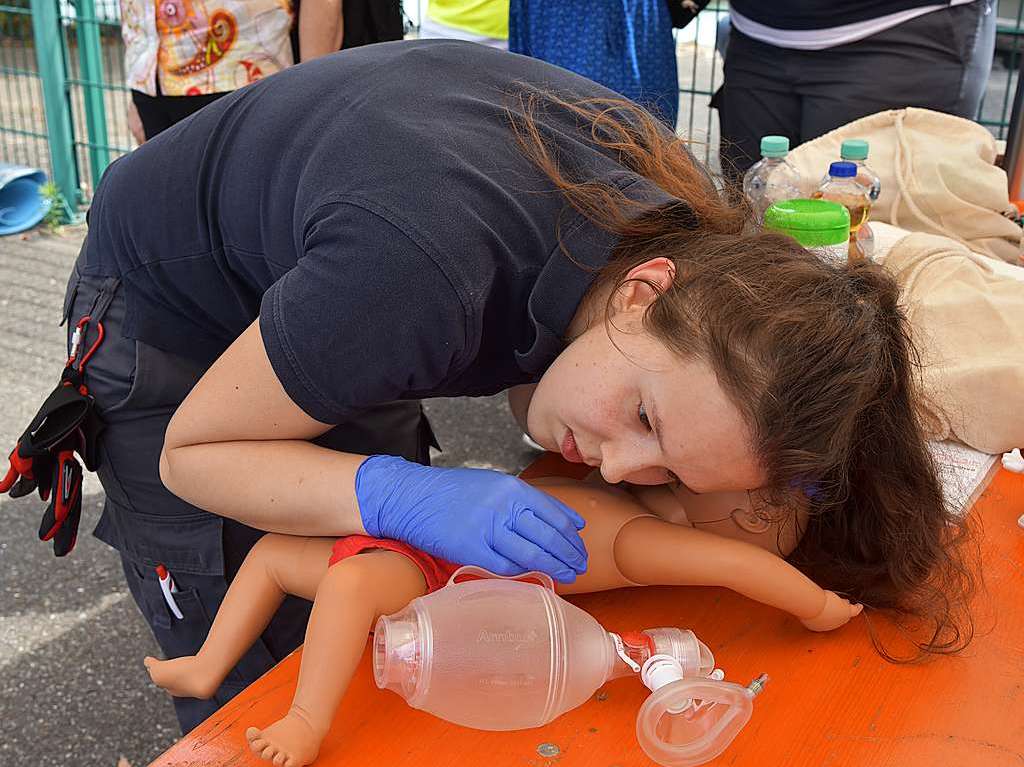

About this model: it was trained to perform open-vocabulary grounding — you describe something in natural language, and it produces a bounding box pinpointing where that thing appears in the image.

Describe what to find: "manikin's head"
[510,90,976,659]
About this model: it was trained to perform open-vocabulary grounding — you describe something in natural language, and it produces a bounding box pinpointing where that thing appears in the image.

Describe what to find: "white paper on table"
[928,440,1000,515]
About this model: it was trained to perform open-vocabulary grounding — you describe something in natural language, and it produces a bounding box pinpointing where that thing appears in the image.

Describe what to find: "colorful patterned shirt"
[121,0,295,96]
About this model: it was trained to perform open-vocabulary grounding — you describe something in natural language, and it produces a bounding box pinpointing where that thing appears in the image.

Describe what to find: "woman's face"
[526,261,766,493]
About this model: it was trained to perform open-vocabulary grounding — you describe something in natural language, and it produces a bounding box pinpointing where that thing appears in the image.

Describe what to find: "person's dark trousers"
[716,0,996,181]
[131,88,229,141]
[63,258,435,734]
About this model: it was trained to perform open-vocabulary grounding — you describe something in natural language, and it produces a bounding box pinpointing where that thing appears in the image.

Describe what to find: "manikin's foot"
[246,708,325,767]
[144,655,222,700]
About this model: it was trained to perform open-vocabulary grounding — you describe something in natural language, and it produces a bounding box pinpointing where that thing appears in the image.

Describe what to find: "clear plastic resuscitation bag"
[373,566,768,766]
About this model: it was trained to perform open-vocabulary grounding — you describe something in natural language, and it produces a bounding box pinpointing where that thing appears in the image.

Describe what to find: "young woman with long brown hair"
[2,40,971,736]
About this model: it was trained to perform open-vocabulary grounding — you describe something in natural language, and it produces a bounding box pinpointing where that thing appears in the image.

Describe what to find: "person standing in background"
[715,0,997,180]
[122,0,343,142]
[289,0,404,60]
[419,0,509,49]
[509,0,679,127]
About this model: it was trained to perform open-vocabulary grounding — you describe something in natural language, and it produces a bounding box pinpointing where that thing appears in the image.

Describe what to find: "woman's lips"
[561,428,584,463]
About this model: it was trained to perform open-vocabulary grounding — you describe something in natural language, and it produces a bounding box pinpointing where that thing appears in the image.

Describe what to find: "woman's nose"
[599,442,665,485]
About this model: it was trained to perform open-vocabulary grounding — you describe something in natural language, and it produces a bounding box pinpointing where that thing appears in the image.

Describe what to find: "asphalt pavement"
[0,226,541,766]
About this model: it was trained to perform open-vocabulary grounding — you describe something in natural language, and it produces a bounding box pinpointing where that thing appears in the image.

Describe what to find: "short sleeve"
[260,200,468,424]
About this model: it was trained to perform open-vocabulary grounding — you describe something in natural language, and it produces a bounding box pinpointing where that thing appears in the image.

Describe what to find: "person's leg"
[955,0,996,120]
[64,253,433,733]
[341,0,405,49]
[145,535,336,699]
[64,265,286,732]
[130,90,174,140]
[246,550,428,767]
[716,29,803,182]
[796,2,994,144]
[130,88,228,140]
[633,0,679,127]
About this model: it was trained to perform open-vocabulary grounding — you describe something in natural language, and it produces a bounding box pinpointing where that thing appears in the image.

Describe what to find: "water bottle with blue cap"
[813,161,872,262]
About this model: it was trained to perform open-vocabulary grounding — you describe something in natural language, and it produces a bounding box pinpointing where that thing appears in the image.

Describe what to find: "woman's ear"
[613,257,676,312]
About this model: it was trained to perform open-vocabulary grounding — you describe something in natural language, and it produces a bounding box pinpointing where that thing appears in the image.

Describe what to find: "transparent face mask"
[636,672,768,766]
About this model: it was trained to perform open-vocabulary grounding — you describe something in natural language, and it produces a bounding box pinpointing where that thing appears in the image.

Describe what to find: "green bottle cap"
[763,199,850,247]
[760,135,790,158]
[840,139,869,161]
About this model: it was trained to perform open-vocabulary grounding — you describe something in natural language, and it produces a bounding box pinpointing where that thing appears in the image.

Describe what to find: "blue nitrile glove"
[355,455,588,583]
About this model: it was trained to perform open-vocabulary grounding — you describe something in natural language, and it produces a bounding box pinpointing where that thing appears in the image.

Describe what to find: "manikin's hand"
[800,590,863,632]
[355,455,588,582]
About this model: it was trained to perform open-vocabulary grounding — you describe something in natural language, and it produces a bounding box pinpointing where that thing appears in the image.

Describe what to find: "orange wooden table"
[149,460,1024,767]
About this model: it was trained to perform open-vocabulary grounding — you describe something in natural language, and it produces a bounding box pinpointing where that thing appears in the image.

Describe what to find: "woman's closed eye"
[638,402,651,429]
[640,402,683,486]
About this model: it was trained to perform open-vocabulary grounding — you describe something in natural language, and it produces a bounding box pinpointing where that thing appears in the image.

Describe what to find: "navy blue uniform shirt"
[81,40,675,424]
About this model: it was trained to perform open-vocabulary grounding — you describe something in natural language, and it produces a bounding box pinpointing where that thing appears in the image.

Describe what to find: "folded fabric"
[882,231,1024,454]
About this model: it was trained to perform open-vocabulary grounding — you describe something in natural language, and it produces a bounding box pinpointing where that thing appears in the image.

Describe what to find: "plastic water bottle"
[840,139,881,202]
[823,140,880,259]
[813,161,871,262]
[742,136,803,221]
[841,140,879,258]
[373,567,764,766]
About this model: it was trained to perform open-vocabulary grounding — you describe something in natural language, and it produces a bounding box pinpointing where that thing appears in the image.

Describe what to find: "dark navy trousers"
[63,258,433,733]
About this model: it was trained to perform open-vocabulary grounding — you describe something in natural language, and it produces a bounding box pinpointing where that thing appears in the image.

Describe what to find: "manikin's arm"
[537,479,860,631]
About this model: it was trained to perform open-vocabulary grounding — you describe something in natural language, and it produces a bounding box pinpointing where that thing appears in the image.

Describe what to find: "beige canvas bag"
[787,108,1023,264]
[882,231,1024,454]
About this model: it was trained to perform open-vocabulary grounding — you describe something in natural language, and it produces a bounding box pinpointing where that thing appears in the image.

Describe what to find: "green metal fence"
[1,2,52,185]
[1,0,130,213]
[2,1,1022,215]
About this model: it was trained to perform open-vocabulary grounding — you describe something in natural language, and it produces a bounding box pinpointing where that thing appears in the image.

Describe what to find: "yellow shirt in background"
[427,0,509,41]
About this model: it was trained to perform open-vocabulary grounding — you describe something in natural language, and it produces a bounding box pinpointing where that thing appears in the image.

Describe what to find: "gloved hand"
[356,455,588,583]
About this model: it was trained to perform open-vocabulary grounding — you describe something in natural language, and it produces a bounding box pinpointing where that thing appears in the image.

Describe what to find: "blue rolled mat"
[0,163,52,236]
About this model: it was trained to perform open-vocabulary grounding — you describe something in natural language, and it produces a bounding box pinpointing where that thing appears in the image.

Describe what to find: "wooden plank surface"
[148,462,1024,767]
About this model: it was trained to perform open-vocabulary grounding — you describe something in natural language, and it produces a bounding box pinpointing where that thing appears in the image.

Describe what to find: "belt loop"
[86,277,122,326]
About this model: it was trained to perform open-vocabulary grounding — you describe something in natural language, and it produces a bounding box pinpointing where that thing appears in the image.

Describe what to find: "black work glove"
[0,441,54,500]
[38,444,83,557]
[0,367,102,557]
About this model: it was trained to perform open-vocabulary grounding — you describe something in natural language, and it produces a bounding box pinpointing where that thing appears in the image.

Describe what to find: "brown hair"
[506,89,977,660]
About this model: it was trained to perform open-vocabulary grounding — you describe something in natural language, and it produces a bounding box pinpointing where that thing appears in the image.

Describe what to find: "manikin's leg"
[246,549,427,767]
[145,535,335,699]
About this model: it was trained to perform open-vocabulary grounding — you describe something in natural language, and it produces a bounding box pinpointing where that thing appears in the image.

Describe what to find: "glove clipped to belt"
[0,318,105,556]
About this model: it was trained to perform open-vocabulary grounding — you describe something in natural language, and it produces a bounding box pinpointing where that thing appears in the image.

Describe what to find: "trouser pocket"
[120,551,289,734]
